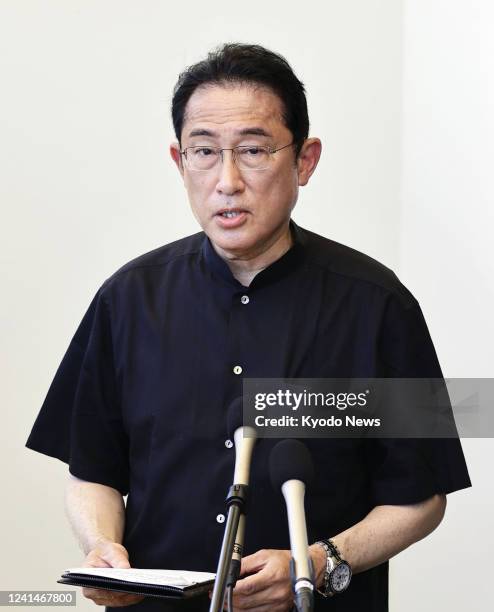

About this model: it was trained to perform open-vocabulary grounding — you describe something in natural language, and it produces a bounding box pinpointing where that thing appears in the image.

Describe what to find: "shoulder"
[99,231,204,292]
[112,231,204,277]
[299,225,417,308]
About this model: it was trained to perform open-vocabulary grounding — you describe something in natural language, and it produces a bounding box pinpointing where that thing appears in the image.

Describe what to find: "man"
[26,43,470,611]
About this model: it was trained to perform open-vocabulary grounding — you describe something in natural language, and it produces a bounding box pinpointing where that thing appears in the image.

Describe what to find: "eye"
[238,146,265,156]
[193,147,216,157]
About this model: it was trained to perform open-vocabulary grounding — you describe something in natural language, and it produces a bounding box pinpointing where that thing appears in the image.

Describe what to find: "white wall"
[390,1,494,610]
[0,1,490,610]
[399,0,494,378]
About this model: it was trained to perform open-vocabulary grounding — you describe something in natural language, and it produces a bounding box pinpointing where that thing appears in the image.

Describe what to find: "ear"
[297,138,322,186]
[170,142,184,178]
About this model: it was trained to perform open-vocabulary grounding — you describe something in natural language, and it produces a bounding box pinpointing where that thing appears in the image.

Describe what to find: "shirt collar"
[201,219,307,290]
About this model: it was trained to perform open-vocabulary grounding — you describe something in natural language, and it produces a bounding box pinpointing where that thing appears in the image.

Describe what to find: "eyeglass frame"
[179,141,297,172]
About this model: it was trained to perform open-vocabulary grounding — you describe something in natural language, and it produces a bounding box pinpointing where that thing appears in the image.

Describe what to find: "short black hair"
[171,43,309,157]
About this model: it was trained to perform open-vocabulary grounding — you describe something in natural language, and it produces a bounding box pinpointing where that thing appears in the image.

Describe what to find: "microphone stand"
[209,484,249,612]
[289,557,315,612]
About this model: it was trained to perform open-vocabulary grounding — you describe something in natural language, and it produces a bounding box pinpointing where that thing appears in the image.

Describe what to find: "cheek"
[258,171,298,209]
[184,176,213,209]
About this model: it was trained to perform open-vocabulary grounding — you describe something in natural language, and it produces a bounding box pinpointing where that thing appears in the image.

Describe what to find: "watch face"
[330,562,352,593]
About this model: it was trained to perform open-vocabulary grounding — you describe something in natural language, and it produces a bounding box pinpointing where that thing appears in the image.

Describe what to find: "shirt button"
[233,365,243,375]
[241,295,250,305]
[225,439,233,449]
[216,514,226,524]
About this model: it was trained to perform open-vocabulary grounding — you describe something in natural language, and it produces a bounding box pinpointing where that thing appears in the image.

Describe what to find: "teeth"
[222,211,240,218]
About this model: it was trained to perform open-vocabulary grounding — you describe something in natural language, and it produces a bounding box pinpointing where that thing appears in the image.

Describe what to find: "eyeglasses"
[180,142,295,172]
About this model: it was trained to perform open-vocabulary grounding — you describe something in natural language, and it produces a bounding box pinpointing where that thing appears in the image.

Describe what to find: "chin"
[208,224,245,241]
[216,238,254,254]
[208,231,255,254]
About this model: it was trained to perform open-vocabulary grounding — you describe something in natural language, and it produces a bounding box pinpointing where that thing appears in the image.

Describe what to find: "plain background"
[1,1,492,610]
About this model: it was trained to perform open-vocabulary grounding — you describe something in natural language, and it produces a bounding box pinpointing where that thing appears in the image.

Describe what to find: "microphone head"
[269,439,315,492]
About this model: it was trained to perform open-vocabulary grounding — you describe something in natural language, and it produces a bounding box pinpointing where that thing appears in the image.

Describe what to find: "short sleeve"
[26,289,130,495]
[365,292,471,506]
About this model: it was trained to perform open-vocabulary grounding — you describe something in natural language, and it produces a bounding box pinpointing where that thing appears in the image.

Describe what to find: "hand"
[81,539,145,608]
[230,549,292,612]
[228,546,327,612]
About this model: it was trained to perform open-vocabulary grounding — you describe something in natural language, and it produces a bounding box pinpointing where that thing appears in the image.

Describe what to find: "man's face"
[170,83,318,259]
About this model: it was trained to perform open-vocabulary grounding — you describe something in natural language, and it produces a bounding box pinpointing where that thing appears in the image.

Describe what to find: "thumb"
[111,556,131,569]
[100,543,131,569]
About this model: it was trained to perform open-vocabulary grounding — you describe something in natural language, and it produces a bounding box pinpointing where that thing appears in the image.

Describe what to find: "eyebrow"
[187,127,273,138]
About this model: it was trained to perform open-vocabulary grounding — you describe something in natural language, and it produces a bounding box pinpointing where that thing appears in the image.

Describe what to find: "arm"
[310,493,447,582]
[65,474,144,607]
[233,494,447,612]
[65,474,126,554]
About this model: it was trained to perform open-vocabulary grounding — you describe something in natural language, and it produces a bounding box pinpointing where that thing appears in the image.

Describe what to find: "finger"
[82,587,143,607]
[233,569,293,611]
[103,593,144,608]
[232,595,291,612]
[99,545,131,569]
[84,548,130,570]
[83,556,112,568]
[233,585,291,611]
[234,570,272,597]
[239,550,269,576]
[82,586,112,605]
[233,583,277,610]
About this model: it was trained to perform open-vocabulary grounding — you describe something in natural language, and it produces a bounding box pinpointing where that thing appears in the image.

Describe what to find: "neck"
[213,223,293,287]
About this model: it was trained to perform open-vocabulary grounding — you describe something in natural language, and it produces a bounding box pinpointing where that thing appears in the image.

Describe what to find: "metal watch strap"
[314,540,335,598]
[315,539,350,597]
[322,538,343,563]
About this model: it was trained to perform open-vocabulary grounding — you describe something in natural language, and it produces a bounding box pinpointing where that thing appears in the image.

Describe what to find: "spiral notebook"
[58,567,216,600]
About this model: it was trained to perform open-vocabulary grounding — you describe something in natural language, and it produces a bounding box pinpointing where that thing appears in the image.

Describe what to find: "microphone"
[227,513,245,587]
[226,398,257,587]
[228,396,257,487]
[269,439,315,612]
[209,398,257,612]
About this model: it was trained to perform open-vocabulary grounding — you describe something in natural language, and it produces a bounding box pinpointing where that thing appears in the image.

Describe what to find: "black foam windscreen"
[269,439,315,492]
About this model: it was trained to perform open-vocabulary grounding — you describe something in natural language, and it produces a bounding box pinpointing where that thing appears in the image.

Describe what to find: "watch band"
[315,539,349,597]
[323,538,343,562]
[314,540,335,598]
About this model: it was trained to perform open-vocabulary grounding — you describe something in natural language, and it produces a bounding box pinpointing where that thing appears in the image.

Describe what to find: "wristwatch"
[315,539,352,597]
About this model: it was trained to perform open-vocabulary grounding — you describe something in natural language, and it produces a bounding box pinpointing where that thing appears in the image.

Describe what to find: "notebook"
[58,567,216,600]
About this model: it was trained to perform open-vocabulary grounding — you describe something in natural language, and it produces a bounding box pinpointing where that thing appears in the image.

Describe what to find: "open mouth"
[214,208,249,228]
[216,208,247,218]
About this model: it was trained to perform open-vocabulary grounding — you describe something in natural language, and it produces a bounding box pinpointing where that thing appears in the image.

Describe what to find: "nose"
[215,150,245,196]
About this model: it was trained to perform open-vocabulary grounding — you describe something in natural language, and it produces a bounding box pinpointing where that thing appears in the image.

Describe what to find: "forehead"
[182,83,288,139]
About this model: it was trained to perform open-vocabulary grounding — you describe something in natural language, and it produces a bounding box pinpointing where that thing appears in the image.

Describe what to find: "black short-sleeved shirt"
[26,221,471,612]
